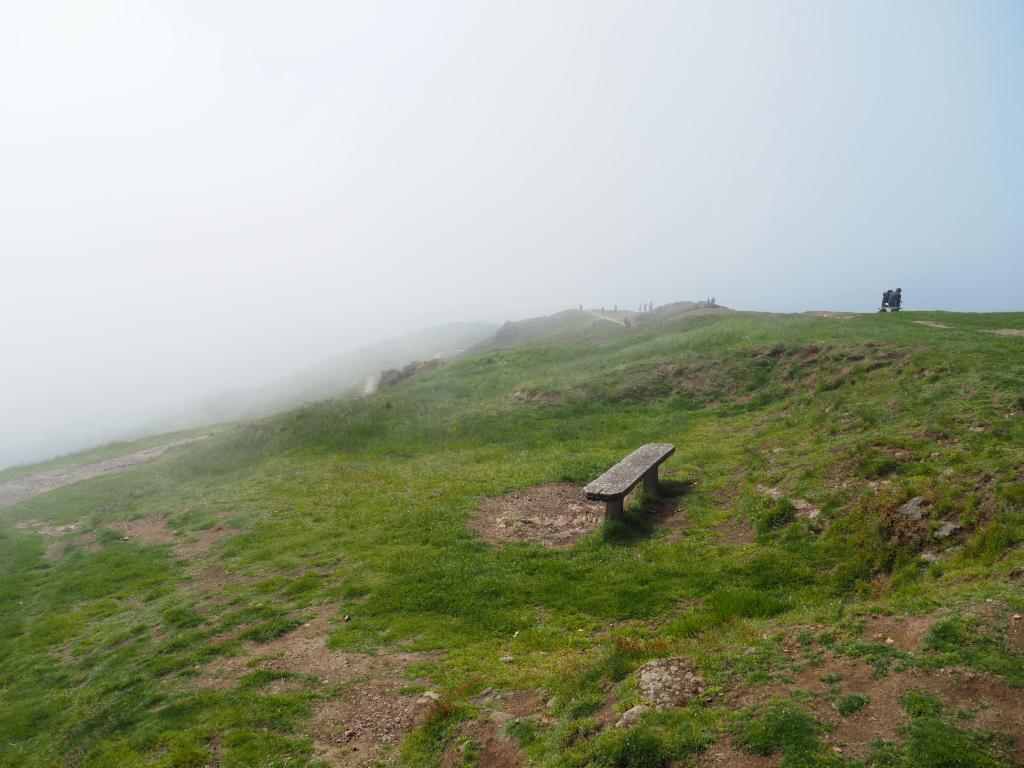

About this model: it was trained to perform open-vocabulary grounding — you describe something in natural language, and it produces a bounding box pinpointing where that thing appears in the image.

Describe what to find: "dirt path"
[0,436,208,509]
[587,310,626,326]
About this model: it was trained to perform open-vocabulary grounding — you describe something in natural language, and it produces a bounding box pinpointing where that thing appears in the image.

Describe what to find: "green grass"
[2,309,1024,766]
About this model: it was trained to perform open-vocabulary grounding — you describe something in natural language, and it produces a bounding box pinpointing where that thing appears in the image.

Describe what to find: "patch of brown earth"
[914,321,950,329]
[697,741,779,767]
[1006,614,1024,653]
[510,388,567,405]
[649,502,692,543]
[441,690,545,768]
[737,656,1024,761]
[714,516,755,545]
[109,514,176,545]
[194,610,441,767]
[990,328,1024,336]
[470,484,605,548]
[531,392,567,405]
[861,613,937,653]
[174,523,239,559]
[804,311,856,320]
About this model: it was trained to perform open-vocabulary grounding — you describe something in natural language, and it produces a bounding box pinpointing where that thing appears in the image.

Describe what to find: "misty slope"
[2,309,1024,768]
[163,321,497,428]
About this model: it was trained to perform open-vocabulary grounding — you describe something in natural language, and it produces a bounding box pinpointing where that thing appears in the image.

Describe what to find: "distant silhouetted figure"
[890,288,902,310]
[614,304,618,312]
[579,304,583,311]
[601,306,605,315]
[882,289,892,309]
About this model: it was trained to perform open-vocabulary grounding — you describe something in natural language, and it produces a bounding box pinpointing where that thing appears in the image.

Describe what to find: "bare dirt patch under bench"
[470,484,606,548]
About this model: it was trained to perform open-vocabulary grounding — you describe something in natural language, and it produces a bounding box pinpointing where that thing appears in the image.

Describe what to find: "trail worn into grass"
[0,435,207,508]
[195,609,440,766]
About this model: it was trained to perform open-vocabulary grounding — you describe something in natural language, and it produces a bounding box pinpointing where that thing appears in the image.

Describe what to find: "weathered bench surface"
[584,443,675,500]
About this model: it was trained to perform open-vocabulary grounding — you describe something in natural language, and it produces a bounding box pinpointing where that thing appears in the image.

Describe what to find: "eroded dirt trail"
[0,436,207,508]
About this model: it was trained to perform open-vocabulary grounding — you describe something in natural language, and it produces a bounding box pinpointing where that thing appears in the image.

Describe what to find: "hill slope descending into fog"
[153,321,498,430]
[2,308,1024,768]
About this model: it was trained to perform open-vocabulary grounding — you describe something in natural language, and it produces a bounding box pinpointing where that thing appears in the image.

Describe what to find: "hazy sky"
[2,1,1023,469]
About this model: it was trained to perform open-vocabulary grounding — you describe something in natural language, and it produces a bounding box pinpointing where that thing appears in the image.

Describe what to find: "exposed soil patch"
[697,742,778,767]
[990,328,1024,337]
[195,610,440,767]
[441,690,544,768]
[713,516,756,545]
[531,392,567,405]
[511,388,567,405]
[804,311,856,320]
[470,484,605,548]
[861,613,937,653]
[109,514,176,546]
[735,655,1024,761]
[0,436,208,508]
[647,499,692,543]
[914,321,950,329]
[1007,615,1024,653]
[174,523,239,559]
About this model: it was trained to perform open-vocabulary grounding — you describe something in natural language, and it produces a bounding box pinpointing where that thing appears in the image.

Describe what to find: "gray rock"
[615,704,650,728]
[636,658,705,707]
[489,710,513,725]
[499,655,514,664]
[934,521,961,539]
[920,552,941,563]
[899,496,925,520]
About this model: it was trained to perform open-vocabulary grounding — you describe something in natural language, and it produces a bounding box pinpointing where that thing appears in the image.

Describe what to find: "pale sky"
[1,1,1022,469]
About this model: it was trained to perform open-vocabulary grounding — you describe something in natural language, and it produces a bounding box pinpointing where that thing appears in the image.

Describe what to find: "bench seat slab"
[584,443,675,501]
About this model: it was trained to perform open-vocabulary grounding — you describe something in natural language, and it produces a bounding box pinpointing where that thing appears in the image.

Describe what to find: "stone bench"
[584,443,675,520]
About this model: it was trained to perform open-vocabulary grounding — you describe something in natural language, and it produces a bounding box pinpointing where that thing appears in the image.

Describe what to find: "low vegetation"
[1,308,1023,767]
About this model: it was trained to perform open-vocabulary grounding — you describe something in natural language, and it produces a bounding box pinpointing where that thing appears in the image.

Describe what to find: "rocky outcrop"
[378,358,443,388]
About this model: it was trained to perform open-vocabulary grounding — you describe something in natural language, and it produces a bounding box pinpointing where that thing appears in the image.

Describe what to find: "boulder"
[899,496,925,521]
[636,658,705,707]
[615,704,650,728]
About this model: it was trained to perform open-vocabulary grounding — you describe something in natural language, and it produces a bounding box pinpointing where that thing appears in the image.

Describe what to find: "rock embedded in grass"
[899,496,925,520]
[635,657,705,707]
[614,704,650,728]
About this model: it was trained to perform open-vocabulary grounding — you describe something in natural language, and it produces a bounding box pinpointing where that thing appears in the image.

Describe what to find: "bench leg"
[605,498,623,522]
[643,467,659,496]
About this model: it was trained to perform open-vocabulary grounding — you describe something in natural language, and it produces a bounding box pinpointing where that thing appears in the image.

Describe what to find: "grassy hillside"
[2,309,1024,768]
[154,321,498,434]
